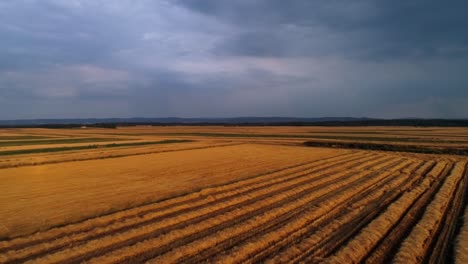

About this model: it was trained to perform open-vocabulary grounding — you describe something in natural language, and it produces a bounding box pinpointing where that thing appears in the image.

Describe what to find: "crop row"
[0,152,373,262]
[0,153,465,263]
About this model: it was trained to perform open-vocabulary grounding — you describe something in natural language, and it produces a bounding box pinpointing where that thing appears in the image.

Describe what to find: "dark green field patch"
[308,131,386,135]
[0,137,133,147]
[308,131,468,139]
[304,140,468,156]
[306,135,468,143]
[0,140,194,156]
[152,132,468,144]
[0,136,52,141]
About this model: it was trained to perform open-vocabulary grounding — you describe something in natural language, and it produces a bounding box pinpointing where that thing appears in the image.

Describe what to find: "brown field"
[0,126,467,263]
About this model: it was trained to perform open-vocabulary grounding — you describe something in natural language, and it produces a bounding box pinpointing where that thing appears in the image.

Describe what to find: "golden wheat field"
[0,126,467,263]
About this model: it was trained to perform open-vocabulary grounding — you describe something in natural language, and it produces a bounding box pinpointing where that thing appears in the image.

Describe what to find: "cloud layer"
[1,0,467,119]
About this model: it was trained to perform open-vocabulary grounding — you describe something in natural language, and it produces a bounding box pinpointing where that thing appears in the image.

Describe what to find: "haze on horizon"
[1,0,468,120]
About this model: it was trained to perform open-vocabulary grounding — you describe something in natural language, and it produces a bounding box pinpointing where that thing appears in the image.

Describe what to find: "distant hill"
[0,117,373,125]
[0,117,467,127]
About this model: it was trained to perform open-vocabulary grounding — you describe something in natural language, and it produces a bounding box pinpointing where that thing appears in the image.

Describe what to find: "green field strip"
[0,140,194,156]
[303,140,468,156]
[149,132,468,144]
[0,136,52,141]
[0,138,136,147]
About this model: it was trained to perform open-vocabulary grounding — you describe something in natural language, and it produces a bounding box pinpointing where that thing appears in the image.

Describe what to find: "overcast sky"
[1,0,467,119]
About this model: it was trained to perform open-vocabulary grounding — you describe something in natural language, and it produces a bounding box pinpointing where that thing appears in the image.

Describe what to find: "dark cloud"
[0,0,467,119]
[180,0,468,60]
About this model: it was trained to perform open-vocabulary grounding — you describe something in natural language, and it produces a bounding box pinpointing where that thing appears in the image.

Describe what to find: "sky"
[1,0,468,119]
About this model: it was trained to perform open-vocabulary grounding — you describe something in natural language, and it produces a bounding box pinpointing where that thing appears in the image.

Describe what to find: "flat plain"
[0,126,467,263]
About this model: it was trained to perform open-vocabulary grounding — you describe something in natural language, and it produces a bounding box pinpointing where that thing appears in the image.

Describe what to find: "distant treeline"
[304,140,468,156]
[298,119,468,127]
[1,119,468,128]
[0,123,119,129]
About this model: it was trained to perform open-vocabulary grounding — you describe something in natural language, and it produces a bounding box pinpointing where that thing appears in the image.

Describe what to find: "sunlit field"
[0,126,466,263]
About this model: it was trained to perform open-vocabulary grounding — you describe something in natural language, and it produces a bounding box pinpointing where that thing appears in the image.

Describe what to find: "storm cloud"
[1,0,467,119]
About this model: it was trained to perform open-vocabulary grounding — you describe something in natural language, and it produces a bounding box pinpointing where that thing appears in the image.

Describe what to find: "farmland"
[0,126,467,263]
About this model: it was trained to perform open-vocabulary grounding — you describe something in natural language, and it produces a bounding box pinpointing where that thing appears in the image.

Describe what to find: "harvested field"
[456,207,468,264]
[0,144,344,238]
[0,140,238,169]
[0,126,467,263]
